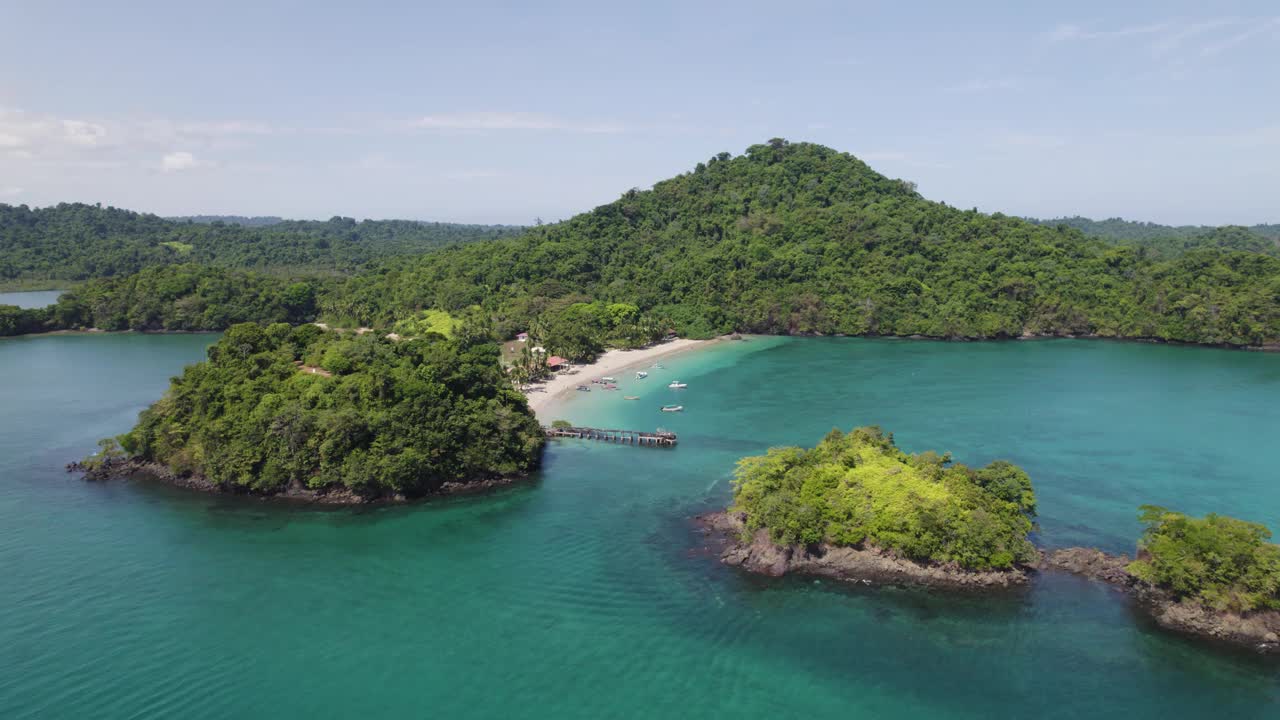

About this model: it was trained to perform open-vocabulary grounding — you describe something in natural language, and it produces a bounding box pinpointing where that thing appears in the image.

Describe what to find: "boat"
[660,404,683,412]
[601,376,616,382]
[576,385,591,392]
[604,384,618,390]
[653,364,665,369]
[668,381,687,389]
[624,396,640,400]
[635,371,648,379]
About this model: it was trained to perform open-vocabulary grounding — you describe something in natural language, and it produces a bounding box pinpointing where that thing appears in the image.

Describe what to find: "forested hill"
[1028,216,1280,259]
[0,203,525,287]
[335,139,1280,347]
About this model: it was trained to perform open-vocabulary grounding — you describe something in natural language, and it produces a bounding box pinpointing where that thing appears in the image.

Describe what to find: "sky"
[1,0,1278,225]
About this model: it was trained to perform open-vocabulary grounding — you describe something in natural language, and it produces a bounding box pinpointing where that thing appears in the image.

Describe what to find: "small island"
[1048,506,1280,653]
[72,322,546,502]
[699,426,1040,588]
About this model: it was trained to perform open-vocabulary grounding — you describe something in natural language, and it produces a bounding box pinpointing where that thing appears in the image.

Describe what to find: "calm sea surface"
[2,334,1278,718]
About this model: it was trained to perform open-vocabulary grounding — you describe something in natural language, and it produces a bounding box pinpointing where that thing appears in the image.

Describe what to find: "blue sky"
[1,0,1277,225]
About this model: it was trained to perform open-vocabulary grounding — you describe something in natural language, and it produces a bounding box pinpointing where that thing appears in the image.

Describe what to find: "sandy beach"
[523,337,714,418]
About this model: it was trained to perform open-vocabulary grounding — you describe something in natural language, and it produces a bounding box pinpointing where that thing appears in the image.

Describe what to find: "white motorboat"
[667,381,687,389]
[636,371,648,379]
[660,405,683,412]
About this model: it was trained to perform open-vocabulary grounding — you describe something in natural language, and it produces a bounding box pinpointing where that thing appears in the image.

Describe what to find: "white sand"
[523,337,712,419]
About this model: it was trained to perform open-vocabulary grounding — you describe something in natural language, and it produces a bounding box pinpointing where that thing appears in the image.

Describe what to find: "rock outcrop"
[696,511,1031,589]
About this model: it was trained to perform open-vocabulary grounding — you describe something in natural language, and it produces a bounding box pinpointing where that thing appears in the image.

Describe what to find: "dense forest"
[1029,216,1280,259]
[1128,506,1280,613]
[6,141,1280,349]
[0,264,322,336]
[729,426,1039,571]
[113,322,544,498]
[0,202,524,287]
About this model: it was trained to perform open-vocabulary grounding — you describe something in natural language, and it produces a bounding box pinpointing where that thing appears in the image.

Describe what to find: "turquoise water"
[2,334,1278,718]
[0,290,65,309]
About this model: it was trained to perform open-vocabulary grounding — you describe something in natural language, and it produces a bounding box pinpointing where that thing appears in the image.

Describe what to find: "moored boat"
[660,404,683,412]
[576,385,591,392]
[668,381,687,389]
[624,396,640,400]
[636,371,648,379]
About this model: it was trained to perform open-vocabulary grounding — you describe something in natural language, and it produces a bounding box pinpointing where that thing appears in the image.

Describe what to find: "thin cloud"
[1047,21,1170,42]
[0,186,23,198]
[945,78,1018,94]
[858,150,951,170]
[1200,17,1280,56]
[411,111,626,134]
[1047,17,1279,58]
[160,151,203,172]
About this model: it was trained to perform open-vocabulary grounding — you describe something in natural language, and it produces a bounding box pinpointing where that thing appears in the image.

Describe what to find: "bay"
[0,290,65,309]
[1,334,1278,718]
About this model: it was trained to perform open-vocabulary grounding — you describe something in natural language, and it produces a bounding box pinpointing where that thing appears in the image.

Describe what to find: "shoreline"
[695,511,1033,590]
[66,457,535,506]
[523,336,720,419]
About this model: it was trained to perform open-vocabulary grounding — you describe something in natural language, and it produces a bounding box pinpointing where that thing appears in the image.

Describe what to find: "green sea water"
[2,333,1278,718]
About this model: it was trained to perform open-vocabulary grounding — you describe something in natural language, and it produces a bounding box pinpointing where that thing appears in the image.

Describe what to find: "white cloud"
[160,151,200,172]
[61,120,108,146]
[0,186,23,198]
[411,111,625,134]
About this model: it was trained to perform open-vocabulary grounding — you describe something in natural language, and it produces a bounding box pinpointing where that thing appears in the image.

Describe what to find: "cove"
[2,334,1279,718]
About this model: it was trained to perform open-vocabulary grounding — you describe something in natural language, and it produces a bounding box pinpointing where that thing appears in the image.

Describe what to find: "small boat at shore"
[624,395,639,400]
[604,384,618,390]
[668,381,687,389]
[660,404,684,412]
[601,376,616,382]
[635,371,648,379]
[576,385,591,392]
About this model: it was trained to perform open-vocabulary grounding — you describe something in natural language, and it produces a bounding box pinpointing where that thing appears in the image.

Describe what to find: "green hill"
[335,139,1280,347]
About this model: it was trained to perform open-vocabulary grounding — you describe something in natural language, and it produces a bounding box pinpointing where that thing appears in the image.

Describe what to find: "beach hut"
[516,332,529,342]
[546,355,568,371]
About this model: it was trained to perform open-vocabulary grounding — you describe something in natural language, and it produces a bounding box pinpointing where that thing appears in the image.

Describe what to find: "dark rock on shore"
[696,511,1032,590]
[1044,547,1280,654]
[66,457,527,505]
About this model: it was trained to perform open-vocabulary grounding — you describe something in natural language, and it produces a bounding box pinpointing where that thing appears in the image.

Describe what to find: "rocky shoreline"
[696,512,1280,654]
[1044,548,1280,654]
[65,457,531,505]
[695,511,1032,590]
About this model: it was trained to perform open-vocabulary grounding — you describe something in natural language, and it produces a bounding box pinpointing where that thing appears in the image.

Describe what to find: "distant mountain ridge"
[0,203,526,287]
[1026,216,1280,258]
[167,215,287,227]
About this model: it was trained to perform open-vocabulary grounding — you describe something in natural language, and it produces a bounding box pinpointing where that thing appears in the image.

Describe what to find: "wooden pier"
[543,426,677,447]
